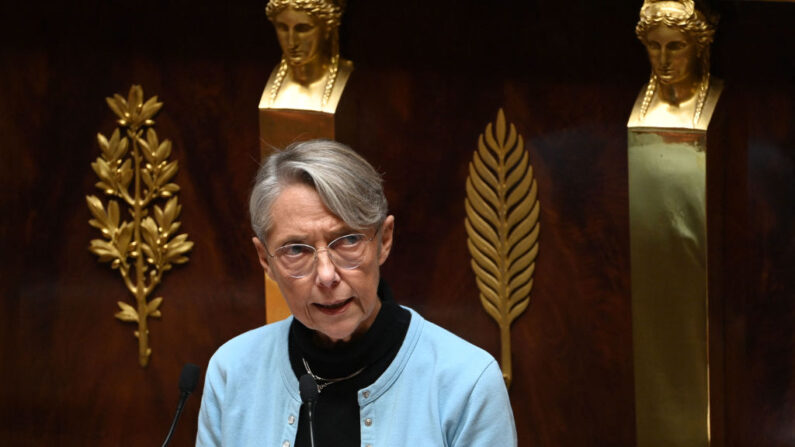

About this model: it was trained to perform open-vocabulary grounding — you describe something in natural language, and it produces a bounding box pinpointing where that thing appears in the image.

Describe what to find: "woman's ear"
[377,215,395,266]
[252,237,273,276]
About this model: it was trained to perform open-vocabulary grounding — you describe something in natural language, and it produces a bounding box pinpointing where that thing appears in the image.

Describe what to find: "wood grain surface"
[1,1,793,446]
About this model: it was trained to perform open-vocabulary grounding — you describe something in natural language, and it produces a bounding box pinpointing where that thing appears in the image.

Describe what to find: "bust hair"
[265,0,344,31]
[635,0,717,56]
[249,139,388,242]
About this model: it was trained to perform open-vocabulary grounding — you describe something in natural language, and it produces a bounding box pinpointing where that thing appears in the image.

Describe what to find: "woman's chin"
[314,327,356,345]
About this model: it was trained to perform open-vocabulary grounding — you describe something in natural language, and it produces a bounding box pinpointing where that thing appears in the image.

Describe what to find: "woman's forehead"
[268,184,349,242]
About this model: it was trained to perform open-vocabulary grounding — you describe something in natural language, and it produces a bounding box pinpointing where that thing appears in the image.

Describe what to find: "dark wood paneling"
[337,74,638,444]
[1,1,793,446]
[723,83,795,447]
[0,2,272,445]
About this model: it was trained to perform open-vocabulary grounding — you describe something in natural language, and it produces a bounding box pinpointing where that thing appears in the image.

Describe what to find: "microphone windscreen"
[178,363,201,393]
[299,374,319,403]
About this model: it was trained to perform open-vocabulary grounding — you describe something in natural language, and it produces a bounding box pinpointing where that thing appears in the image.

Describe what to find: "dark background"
[1,0,793,445]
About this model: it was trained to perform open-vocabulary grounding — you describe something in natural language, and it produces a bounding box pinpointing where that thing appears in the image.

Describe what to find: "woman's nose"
[314,249,339,287]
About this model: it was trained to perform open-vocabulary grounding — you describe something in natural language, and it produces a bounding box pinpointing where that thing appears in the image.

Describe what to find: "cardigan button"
[288,415,295,425]
[362,390,370,399]
[282,442,290,447]
[364,418,373,427]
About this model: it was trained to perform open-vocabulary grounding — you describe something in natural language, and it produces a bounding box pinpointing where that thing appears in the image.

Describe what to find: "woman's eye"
[281,245,312,257]
[335,234,363,247]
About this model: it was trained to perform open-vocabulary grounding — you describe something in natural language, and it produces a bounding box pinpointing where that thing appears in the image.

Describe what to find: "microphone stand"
[299,374,320,447]
[162,363,201,447]
[307,399,317,447]
[161,390,190,447]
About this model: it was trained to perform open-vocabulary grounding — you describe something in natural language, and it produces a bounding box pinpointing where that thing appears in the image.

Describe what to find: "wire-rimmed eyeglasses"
[266,233,376,279]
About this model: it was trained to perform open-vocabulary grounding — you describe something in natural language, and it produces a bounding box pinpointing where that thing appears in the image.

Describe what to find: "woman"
[197,140,517,446]
[261,0,353,113]
[629,0,721,129]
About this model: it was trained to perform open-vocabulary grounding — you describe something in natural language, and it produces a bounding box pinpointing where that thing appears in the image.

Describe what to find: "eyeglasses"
[266,233,376,279]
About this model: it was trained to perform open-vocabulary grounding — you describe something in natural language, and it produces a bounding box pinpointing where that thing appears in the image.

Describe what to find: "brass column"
[628,130,709,446]
[628,2,722,444]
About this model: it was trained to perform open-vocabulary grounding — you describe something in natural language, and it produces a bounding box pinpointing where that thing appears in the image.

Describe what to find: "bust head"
[262,0,353,112]
[266,0,344,69]
[266,0,344,32]
[636,0,716,87]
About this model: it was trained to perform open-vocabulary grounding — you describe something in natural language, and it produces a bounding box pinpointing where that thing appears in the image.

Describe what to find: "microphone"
[162,363,201,447]
[299,374,319,447]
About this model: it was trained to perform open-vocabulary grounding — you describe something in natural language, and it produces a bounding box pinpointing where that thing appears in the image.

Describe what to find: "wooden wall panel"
[0,3,272,445]
[336,75,638,444]
[1,1,793,446]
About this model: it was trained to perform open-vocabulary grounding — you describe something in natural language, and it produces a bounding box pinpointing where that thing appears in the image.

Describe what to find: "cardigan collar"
[288,279,410,381]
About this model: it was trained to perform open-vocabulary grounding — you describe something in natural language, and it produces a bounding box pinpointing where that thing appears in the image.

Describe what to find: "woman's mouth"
[314,297,354,315]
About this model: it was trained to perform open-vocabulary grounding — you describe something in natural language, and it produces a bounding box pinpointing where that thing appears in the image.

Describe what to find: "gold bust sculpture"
[260,0,353,114]
[628,0,723,130]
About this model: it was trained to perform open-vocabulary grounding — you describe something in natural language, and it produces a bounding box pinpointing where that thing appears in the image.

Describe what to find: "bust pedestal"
[628,83,723,446]
[258,109,335,158]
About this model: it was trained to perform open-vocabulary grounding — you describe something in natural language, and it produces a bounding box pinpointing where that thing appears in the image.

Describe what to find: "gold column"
[629,130,709,446]
[629,1,722,444]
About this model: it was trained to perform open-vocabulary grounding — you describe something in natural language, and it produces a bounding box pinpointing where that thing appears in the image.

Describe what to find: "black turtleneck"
[288,280,410,447]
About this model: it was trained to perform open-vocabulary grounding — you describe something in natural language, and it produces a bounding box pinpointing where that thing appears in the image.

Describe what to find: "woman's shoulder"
[209,318,292,369]
[404,307,497,374]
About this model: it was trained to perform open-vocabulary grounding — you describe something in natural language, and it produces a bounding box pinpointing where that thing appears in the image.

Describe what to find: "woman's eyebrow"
[329,227,357,239]
[275,234,308,247]
[274,226,355,247]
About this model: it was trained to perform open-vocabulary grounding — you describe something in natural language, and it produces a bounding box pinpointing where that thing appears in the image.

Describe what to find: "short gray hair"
[249,139,388,242]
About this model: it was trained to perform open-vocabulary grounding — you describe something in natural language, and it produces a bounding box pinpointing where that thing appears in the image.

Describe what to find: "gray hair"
[249,139,388,242]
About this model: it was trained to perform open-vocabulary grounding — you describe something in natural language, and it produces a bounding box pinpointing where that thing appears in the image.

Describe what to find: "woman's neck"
[288,280,411,379]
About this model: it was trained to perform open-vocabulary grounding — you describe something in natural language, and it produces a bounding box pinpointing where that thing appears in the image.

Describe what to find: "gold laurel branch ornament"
[87,85,193,367]
[465,109,540,387]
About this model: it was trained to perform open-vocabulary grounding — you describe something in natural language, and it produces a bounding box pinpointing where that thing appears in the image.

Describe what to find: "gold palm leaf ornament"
[465,109,540,387]
[87,85,193,367]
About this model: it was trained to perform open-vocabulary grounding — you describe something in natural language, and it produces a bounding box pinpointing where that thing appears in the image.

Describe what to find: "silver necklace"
[302,357,365,393]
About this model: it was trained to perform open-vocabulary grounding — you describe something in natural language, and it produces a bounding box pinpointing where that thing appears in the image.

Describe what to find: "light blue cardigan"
[197,307,517,446]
